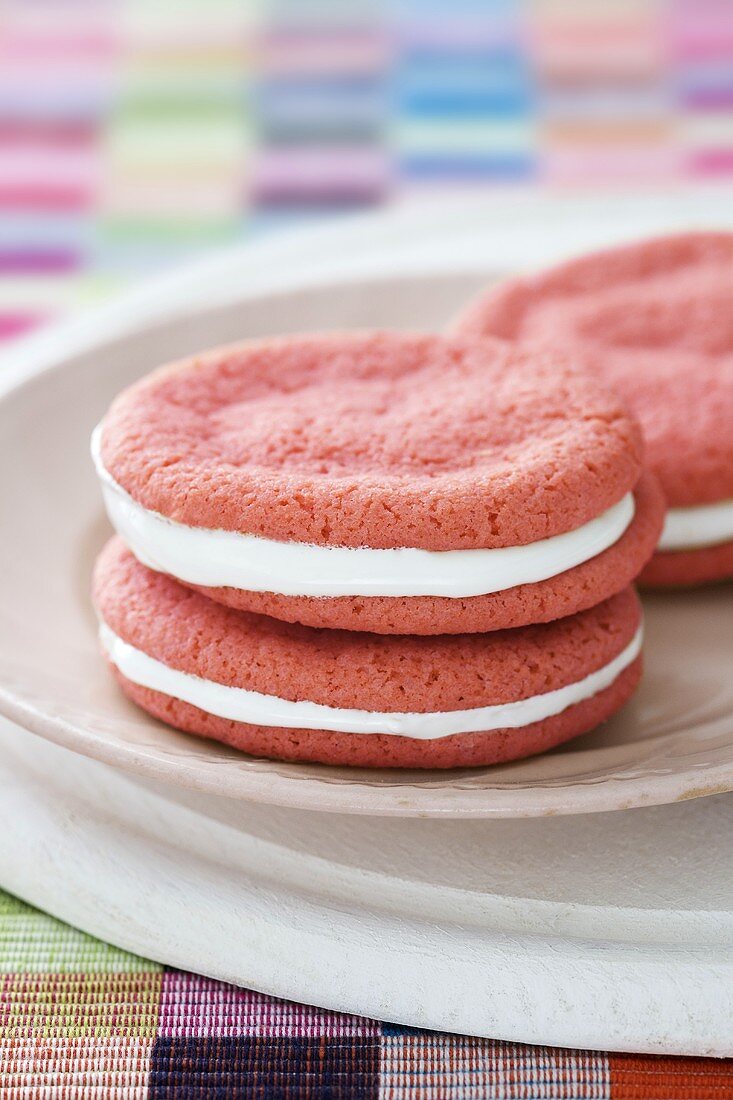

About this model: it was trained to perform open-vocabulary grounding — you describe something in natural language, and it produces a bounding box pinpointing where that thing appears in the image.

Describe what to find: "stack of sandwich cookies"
[453,232,733,587]
[93,331,662,768]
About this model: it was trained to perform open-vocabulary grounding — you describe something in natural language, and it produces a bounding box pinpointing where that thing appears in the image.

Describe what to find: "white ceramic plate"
[1,198,732,818]
[4,719,733,1055]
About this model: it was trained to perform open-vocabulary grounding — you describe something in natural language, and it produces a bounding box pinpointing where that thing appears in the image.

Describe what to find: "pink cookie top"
[454,232,733,508]
[94,538,641,714]
[99,331,642,551]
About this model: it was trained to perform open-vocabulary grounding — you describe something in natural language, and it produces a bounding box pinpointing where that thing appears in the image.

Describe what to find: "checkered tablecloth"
[2,889,732,1098]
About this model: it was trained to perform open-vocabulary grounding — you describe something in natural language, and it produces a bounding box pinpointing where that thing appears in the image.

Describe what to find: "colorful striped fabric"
[2,889,733,1098]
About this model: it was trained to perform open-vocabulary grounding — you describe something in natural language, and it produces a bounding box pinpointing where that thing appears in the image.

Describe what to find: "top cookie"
[98,330,641,552]
[453,232,733,511]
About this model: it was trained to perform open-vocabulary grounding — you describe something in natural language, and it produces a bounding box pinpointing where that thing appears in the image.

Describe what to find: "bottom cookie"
[94,538,644,770]
[640,540,733,588]
[112,660,641,769]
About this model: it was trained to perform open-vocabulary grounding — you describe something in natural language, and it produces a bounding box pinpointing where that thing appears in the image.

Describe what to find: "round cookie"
[94,331,661,633]
[94,538,644,770]
[452,232,733,587]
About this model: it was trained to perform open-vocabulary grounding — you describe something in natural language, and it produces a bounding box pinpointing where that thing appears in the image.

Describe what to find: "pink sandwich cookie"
[94,538,644,769]
[453,232,733,587]
[93,331,663,635]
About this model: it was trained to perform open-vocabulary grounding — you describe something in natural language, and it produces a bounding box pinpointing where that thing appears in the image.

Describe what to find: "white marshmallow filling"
[92,427,636,599]
[100,620,643,741]
[658,499,733,552]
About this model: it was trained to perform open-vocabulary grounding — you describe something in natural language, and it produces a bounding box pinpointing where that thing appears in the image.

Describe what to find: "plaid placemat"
[1,890,732,1098]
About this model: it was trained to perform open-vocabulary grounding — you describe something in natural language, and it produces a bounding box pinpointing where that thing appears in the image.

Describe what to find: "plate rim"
[3,678,733,817]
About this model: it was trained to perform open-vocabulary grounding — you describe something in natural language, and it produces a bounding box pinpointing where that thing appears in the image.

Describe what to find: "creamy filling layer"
[100,621,643,740]
[92,427,635,599]
[658,499,733,552]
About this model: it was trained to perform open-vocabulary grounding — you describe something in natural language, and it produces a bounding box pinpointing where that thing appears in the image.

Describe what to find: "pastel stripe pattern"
[2,889,733,1097]
[3,0,733,346]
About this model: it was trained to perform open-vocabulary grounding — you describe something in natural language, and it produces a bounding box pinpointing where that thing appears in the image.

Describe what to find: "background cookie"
[452,232,733,587]
[94,538,644,770]
[95,330,657,633]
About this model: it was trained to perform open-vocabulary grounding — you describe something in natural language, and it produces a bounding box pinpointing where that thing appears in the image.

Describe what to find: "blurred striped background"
[1,0,733,341]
